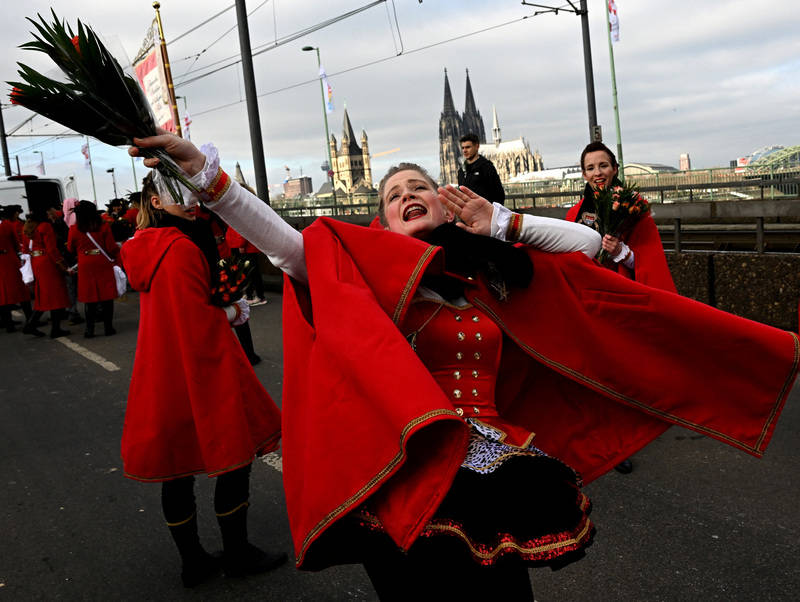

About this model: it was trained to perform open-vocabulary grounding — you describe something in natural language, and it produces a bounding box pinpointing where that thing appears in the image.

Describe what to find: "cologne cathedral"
[438,69,543,185]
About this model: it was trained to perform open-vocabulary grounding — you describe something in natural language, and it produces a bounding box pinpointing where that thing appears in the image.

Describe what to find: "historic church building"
[438,69,543,185]
[329,108,374,195]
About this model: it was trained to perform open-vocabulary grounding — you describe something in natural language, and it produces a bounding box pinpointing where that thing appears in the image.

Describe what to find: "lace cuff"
[187,143,232,204]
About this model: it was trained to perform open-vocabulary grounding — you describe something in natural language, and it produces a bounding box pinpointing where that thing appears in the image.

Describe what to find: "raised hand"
[128,128,206,177]
[437,185,493,236]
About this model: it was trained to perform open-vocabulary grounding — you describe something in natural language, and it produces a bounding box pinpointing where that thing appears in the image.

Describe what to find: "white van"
[0,174,68,216]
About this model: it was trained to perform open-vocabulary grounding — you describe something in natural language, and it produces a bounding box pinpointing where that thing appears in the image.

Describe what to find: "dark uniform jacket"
[457,154,505,205]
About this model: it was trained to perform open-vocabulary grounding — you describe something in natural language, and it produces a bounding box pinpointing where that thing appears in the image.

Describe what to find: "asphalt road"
[1,292,798,601]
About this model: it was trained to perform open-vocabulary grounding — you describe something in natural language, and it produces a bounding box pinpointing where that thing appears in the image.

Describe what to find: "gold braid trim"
[216,501,249,518]
[474,298,799,455]
[297,408,461,566]
[165,512,195,527]
[506,212,523,242]
[392,245,438,324]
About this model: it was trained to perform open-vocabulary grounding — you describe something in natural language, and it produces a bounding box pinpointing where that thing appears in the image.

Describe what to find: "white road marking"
[54,337,120,372]
[261,451,283,472]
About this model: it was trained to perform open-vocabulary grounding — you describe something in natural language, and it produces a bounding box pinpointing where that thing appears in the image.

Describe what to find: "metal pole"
[578,0,599,141]
[0,107,11,177]
[309,47,337,215]
[153,2,182,137]
[34,150,45,175]
[16,155,21,175]
[86,137,97,202]
[235,0,270,204]
[131,156,139,192]
[108,168,118,198]
[604,0,624,176]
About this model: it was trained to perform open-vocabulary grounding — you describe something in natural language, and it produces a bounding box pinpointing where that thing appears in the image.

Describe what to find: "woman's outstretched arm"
[130,133,307,283]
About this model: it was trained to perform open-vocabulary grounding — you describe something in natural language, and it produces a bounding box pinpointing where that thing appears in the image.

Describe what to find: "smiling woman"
[128,132,799,600]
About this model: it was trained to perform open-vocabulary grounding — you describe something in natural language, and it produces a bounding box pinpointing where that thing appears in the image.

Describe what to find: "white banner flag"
[81,143,91,170]
[608,0,620,42]
[320,66,334,114]
[132,20,176,133]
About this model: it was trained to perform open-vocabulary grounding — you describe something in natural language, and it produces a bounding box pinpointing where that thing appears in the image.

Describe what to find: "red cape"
[27,222,70,311]
[66,224,118,303]
[120,227,281,481]
[0,219,29,305]
[281,218,798,568]
[566,199,676,292]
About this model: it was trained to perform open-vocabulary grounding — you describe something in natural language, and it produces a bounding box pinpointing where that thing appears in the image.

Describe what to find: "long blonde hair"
[136,172,162,230]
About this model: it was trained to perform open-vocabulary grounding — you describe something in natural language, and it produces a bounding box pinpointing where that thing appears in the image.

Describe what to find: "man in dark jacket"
[457,133,505,205]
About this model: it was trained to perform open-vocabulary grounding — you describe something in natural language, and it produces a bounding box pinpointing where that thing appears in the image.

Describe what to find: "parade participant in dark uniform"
[119,173,286,587]
[0,205,33,332]
[457,133,505,205]
[131,133,798,600]
[22,209,71,338]
[566,142,676,473]
[66,201,119,338]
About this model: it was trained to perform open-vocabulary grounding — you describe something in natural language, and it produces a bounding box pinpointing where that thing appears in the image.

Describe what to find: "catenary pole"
[0,107,11,176]
[235,0,270,204]
[605,0,624,176]
[578,0,600,141]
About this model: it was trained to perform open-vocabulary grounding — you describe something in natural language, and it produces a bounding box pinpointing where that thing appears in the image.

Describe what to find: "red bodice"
[402,297,535,447]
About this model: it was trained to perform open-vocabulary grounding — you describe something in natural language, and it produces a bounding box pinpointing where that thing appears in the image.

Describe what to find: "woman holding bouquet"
[567,141,676,293]
[129,133,797,600]
[66,201,118,337]
[119,173,286,587]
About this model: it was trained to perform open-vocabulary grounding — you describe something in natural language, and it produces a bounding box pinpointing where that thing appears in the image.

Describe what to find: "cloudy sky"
[1,0,798,202]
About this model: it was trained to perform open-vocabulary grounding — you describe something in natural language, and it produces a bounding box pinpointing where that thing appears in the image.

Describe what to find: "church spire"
[492,105,501,146]
[442,68,457,115]
[464,68,478,116]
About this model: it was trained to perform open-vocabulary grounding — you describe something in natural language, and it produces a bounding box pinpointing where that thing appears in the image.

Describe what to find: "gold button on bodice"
[453,389,462,399]
[474,352,481,360]
[473,406,480,415]
[456,352,463,360]
[472,315,480,322]
[472,370,479,378]
[457,332,466,341]
[475,333,482,341]
[454,370,461,380]
[454,315,462,322]
[455,407,464,416]
[471,389,479,397]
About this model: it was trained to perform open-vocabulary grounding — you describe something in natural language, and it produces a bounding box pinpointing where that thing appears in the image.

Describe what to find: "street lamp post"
[302,45,337,216]
[33,150,45,175]
[107,168,118,198]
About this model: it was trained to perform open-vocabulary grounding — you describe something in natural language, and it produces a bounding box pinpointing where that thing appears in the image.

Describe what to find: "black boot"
[167,513,222,588]
[102,300,116,336]
[23,310,46,337]
[614,459,634,474]
[84,303,96,338]
[0,307,15,333]
[49,310,71,339]
[216,503,287,577]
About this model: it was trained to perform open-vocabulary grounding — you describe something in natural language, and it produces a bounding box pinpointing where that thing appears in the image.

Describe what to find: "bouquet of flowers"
[210,257,252,307]
[7,11,197,204]
[592,181,650,263]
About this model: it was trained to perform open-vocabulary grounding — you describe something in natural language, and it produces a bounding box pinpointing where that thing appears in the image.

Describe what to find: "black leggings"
[85,299,114,332]
[161,464,251,524]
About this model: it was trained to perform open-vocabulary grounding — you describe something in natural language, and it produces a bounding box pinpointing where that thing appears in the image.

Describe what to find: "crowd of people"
[115,132,798,599]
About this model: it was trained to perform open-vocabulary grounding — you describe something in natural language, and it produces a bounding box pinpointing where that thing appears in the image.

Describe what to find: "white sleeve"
[491,203,601,258]
[189,147,308,284]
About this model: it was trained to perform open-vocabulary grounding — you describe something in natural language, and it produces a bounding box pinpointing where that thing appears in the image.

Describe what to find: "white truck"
[0,174,74,215]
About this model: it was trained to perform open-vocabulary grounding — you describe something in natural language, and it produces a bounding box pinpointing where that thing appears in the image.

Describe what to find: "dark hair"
[127,191,141,208]
[376,162,438,227]
[459,133,479,145]
[580,141,618,172]
[74,200,102,233]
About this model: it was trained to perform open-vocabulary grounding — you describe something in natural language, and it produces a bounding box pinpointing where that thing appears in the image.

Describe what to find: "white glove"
[224,297,250,326]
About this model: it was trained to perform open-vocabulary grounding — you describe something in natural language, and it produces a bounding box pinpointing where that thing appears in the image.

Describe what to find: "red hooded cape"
[281,217,798,569]
[120,227,281,481]
[566,199,676,292]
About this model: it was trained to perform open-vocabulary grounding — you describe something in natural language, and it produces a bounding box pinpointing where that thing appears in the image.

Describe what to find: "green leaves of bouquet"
[8,10,196,203]
[593,181,650,263]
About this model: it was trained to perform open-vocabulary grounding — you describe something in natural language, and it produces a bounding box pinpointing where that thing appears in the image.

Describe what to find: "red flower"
[219,273,228,283]
[222,293,230,303]
[71,35,81,54]
[231,265,238,272]
[9,87,23,105]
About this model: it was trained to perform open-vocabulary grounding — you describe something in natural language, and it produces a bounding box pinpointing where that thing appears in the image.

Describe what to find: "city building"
[680,153,691,171]
[328,108,374,195]
[284,176,313,199]
[438,69,543,184]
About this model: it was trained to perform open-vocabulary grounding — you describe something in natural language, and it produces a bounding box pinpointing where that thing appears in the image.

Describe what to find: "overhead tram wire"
[174,0,387,89]
[176,0,271,83]
[168,4,236,46]
[193,13,532,118]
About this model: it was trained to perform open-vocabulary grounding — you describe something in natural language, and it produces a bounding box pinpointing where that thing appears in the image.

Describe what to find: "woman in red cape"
[0,206,32,332]
[566,141,676,293]
[130,134,799,600]
[21,208,71,338]
[119,173,286,587]
[66,201,119,337]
